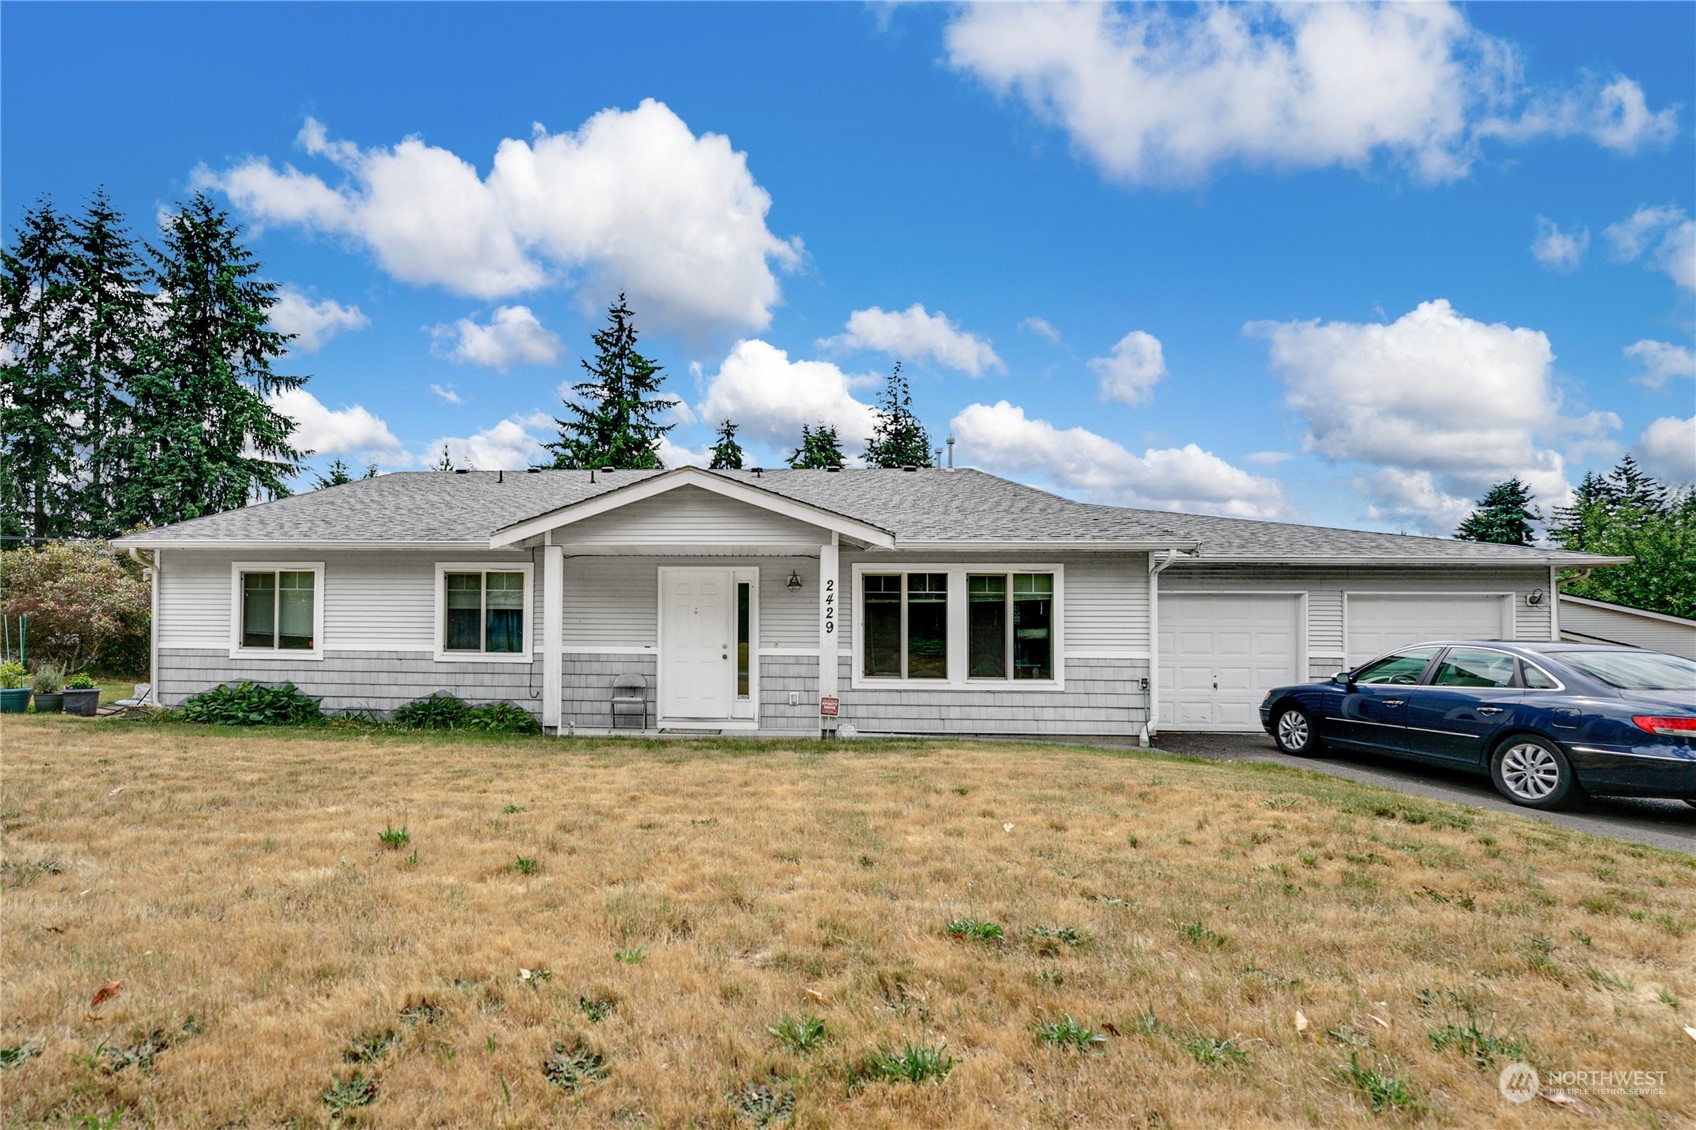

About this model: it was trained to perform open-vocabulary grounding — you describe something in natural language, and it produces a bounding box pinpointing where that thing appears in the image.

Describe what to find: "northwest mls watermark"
[1499,1062,1669,1102]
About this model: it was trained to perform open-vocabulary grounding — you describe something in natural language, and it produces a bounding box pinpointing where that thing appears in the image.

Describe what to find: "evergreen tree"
[1554,459,1694,619]
[547,293,673,470]
[863,362,932,468]
[1548,470,1614,551]
[1,196,79,542]
[788,423,846,469]
[1605,454,1666,513]
[109,194,304,528]
[313,459,378,488]
[433,445,456,472]
[708,419,745,470]
[1454,478,1540,545]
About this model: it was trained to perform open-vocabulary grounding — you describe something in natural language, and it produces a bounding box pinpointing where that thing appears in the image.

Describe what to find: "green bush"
[179,681,324,726]
[29,662,65,694]
[0,542,150,674]
[392,692,472,729]
[0,661,25,690]
[66,671,99,690]
[463,702,541,734]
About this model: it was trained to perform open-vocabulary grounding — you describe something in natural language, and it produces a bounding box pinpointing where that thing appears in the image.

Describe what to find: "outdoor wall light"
[787,570,803,591]
[1527,588,1545,606]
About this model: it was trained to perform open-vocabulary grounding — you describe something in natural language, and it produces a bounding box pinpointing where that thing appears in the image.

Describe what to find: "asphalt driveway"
[1153,730,1696,855]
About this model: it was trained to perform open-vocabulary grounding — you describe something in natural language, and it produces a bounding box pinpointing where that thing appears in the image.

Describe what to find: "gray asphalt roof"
[113,467,1621,565]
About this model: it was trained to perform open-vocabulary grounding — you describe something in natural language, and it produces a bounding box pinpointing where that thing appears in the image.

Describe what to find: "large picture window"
[435,564,533,661]
[859,566,1059,685]
[967,572,1053,681]
[862,573,948,680]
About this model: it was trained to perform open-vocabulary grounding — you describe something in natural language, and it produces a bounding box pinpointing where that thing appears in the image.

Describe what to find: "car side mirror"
[1330,671,1353,687]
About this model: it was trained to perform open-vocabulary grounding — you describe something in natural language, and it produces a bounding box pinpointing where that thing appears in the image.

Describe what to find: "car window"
[1521,662,1558,689]
[1353,647,1441,686]
[1555,651,1696,691]
[1432,647,1517,689]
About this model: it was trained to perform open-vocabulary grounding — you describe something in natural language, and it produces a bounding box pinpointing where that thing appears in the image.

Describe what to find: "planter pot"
[31,692,64,714]
[62,688,102,716]
[0,688,30,713]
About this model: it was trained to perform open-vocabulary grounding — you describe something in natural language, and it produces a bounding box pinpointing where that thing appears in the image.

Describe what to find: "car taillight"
[1632,716,1696,737]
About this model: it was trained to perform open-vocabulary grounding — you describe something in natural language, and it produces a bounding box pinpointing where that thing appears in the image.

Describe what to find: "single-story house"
[1558,594,1696,659]
[112,467,1627,738]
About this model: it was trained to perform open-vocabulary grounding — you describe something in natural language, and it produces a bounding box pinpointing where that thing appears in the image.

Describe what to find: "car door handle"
[1382,699,1405,707]
[1477,706,1504,716]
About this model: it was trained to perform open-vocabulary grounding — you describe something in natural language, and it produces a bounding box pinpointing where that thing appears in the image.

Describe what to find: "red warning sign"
[820,696,840,717]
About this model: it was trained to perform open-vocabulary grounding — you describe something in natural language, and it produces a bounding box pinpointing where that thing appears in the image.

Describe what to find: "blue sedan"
[1259,642,1696,809]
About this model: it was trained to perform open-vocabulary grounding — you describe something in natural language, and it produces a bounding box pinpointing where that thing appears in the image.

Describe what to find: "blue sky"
[4,1,1692,534]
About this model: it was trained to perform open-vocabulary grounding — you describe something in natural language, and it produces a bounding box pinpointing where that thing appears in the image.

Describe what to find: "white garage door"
[1345,594,1512,666]
[1158,593,1301,731]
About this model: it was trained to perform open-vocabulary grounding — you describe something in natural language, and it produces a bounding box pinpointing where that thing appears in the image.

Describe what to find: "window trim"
[229,561,325,660]
[433,561,536,664]
[850,562,1064,690]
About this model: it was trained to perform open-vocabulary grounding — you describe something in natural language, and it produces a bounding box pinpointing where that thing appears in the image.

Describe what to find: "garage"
[1158,593,1302,731]
[1344,593,1513,665]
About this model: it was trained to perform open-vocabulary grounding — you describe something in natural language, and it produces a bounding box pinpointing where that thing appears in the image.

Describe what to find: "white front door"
[659,569,735,720]
[1158,593,1302,731]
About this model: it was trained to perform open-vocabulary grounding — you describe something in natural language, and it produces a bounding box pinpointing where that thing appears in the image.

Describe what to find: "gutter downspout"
[1143,549,1191,745]
[130,548,158,704]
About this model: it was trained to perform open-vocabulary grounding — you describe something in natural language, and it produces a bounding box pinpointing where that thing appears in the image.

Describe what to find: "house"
[112,467,1627,738]
[1558,594,1696,659]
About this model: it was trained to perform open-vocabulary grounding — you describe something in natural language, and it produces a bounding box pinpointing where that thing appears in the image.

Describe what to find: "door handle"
[1478,706,1503,716]
[1382,699,1405,707]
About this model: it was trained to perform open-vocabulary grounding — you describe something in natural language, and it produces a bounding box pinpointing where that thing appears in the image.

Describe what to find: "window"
[231,563,323,658]
[968,573,1053,681]
[436,564,532,660]
[1432,647,1516,688]
[1555,650,1696,691]
[857,566,1060,685]
[862,573,947,680]
[1521,661,1557,690]
[1353,646,1440,686]
[737,581,751,698]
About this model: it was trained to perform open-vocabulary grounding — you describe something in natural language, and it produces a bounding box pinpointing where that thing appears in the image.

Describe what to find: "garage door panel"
[1158,593,1301,733]
[1346,595,1509,666]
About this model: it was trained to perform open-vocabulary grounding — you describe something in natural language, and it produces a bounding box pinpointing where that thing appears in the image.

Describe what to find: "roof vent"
[825,465,841,472]
[751,467,763,478]
[901,464,918,472]
[526,466,542,474]
[454,468,470,475]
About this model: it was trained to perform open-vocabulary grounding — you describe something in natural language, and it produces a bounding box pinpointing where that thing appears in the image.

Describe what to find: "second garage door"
[1345,593,1513,666]
[1158,593,1302,731]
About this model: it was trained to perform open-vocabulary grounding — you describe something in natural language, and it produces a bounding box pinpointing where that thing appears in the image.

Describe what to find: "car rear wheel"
[1491,736,1579,809]
[1273,705,1320,756]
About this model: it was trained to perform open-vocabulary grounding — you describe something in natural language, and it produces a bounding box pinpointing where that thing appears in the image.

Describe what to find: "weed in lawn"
[1035,1016,1107,1052]
[502,804,526,814]
[766,1011,829,1054]
[579,995,615,1023]
[1183,1034,1250,1069]
[730,1082,796,1126]
[0,1041,42,1070]
[517,968,551,986]
[1033,968,1065,987]
[1026,924,1089,954]
[1128,1008,1164,1037]
[1417,886,1475,911]
[377,823,409,850]
[542,1041,607,1092]
[345,1029,397,1064]
[1178,920,1226,947]
[1297,850,1319,868]
[1428,1007,1530,1069]
[323,1071,377,1117]
[0,858,64,888]
[1583,964,1634,992]
[96,1028,176,1073]
[945,916,1004,944]
[511,856,540,875]
[1658,988,1679,1008]
[615,946,647,965]
[1339,1053,1418,1113]
[853,1043,956,1086]
[399,999,442,1024]
[1326,1023,1373,1048]
[76,1113,123,1130]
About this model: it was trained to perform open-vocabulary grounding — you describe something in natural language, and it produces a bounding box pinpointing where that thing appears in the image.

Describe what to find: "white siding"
[1560,597,1696,659]
[562,556,818,651]
[557,485,825,547]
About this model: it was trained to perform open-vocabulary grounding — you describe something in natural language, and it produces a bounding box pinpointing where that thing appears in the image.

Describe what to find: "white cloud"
[1604,204,1696,291]
[197,100,802,336]
[1020,316,1062,345]
[429,305,562,371]
[429,413,550,471]
[656,435,709,469]
[1624,340,1696,389]
[945,3,1676,187]
[1249,299,1617,533]
[819,304,1003,377]
[1531,218,1588,273]
[698,339,879,452]
[949,399,1292,519]
[429,383,462,405]
[268,287,369,353]
[1090,330,1167,405]
[1356,467,1474,533]
[1243,450,1293,466]
[269,387,403,458]
[1636,416,1695,484]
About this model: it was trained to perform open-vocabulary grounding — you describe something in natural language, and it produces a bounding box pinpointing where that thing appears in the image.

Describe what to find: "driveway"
[1153,731,1696,855]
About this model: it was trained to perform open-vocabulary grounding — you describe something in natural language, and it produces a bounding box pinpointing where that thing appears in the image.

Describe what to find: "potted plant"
[30,662,65,714]
[63,671,102,716]
[0,661,28,713]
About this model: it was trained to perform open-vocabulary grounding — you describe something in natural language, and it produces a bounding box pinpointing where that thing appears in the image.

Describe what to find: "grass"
[1,716,1692,1126]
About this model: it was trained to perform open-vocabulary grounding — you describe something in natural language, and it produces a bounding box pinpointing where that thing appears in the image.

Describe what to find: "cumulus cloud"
[945,2,1676,187]
[949,400,1291,519]
[428,412,552,471]
[1020,316,1062,344]
[429,383,462,405]
[1090,330,1167,405]
[698,339,879,452]
[196,101,802,336]
[1355,467,1474,533]
[1624,340,1696,389]
[1604,204,1696,291]
[819,304,1003,377]
[1531,218,1588,273]
[268,287,369,353]
[269,387,403,458]
[1249,299,1617,533]
[1636,416,1695,483]
[429,305,562,371]
[656,435,709,469]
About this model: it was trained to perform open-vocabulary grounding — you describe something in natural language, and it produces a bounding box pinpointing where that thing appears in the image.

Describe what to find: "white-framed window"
[229,561,325,660]
[434,562,535,663]
[851,563,1063,689]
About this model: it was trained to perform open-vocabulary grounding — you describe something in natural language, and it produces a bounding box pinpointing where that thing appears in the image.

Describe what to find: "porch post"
[818,533,839,716]
[542,540,564,732]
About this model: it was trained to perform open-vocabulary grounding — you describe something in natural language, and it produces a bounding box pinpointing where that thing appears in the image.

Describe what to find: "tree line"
[1454,458,1694,620]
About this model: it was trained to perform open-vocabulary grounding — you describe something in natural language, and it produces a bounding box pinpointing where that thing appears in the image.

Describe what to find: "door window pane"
[444,573,483,651]
[863,575,901,677]
[1432,647,1515,688]
[242,572,276,648]
[968,575,1007,678]
[277,571,315,650]
[907,573,948,679]
[1012,573,1053,680]
[736,582,751,697]
[1354,647,1440,685]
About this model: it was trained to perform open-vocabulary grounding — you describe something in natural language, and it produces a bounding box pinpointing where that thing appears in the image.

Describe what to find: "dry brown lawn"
[2,716,1693,1128]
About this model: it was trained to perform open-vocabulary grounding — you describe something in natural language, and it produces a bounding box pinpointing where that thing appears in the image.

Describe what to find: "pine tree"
[547,293,673,470]
[863,362,932,468]
[1549,471,1613,552]
[708,419,745,470]
[788,423,846,469]
[1605,454,1666,513]
[1454,478,1540,545]
[110,194,305,528]
[1554,460,1694,619]
[313,459,377,488]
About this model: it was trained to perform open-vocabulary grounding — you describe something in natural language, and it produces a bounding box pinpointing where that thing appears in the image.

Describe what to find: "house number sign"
[822,578,835,633]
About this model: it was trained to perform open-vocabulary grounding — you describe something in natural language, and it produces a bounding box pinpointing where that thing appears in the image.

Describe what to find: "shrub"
[0,661,25,689]
[66,671,98,690]
[392,692,471,729]
[0,542,150,674]
[29,662,64,694]
[463,702,541,734]
[179,681,324,726]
